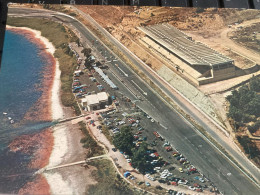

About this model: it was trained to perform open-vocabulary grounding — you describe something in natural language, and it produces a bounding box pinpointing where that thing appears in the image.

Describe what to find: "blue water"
[0,30,52,193]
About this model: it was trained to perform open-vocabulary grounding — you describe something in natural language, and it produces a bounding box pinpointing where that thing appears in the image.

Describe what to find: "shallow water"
[0,30,52,193]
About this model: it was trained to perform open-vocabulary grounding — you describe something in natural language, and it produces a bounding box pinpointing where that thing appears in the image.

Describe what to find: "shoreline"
[6,25,71,194]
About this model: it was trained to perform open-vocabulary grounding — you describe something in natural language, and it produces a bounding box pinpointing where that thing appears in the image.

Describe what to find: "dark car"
[112,148,117,152]
[158,179,166,183]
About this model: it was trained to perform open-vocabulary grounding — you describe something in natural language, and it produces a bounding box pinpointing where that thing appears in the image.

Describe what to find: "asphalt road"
[8,7,260,195]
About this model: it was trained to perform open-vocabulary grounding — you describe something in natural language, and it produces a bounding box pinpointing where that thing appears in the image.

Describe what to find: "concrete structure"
[81,92,109,111]
[139,23,239,85]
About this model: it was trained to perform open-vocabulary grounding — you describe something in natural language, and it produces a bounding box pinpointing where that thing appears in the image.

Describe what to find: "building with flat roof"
[139,23,241,85]
[81,92,109,111]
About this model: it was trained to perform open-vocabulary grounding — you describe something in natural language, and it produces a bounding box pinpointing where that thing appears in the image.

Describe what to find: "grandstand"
[139,23,238,85]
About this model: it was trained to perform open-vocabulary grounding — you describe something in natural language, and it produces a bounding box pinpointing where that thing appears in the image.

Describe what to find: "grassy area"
[88,159,139,195]
[7,16,81,115]
[79,121,104,157]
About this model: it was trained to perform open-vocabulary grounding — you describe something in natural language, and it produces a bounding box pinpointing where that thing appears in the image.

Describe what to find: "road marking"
[117,66,128,77]
[131,80,148,96]
[160,124,168,130]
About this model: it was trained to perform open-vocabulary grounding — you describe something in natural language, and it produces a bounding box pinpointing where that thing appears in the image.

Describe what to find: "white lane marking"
[131,80,148,96]
[117,66,128,77]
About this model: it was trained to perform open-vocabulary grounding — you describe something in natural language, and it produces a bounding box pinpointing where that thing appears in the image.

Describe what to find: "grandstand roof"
[139,23,233,67]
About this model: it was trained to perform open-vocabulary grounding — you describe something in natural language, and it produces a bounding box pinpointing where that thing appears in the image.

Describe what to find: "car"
[165,146,173,152]
[158,179,166,183]
[96,112,99,115]
[172,152,179,157]
[97,125,102,129]
[147,115,151,119]
[138,127,143,131]
[189,186,196,191]
[193,183,200,188]
[176,156,181,160]
[178,168,183,173]
[145,181,151,186]
[196,188,203,192]
[199,178,205,183]
[85,116,91,120]
[126,159,131,163]
[112,148,117,152]
[178,179,188,185]
[189,168,197,173]
[183,161,190,165]
[171,181,178,186]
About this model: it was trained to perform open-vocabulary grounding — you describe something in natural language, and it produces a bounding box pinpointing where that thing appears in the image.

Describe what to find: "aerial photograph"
[0,2,259,195]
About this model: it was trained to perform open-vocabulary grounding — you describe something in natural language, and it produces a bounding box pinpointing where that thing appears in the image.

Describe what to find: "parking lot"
[69,42,217,194]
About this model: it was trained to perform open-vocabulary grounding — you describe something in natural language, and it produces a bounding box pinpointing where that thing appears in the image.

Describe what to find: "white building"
[81,92,109,111]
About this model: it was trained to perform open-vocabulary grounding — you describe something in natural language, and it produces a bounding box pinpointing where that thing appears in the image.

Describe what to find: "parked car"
[145,181,151,186]
[178,179,188,185]
[199,178,205,183]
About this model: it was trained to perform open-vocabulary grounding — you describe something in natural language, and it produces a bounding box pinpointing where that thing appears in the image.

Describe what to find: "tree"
[249,76,260,92]
[81,48,92,58]
[228,106,243,122]
[246,96,260,117]
[131,143,152,174]
[113,126,134,155]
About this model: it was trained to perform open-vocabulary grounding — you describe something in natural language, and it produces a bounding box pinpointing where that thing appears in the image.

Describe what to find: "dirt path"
[220,22,260,65]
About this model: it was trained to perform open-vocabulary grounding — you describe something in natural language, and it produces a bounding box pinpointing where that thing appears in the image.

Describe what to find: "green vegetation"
[226,76,260,131]
[113,126,134,155]
[88,160,138,195]
[236,135,260,165]
[79,121,104,157]
[81,48,92,58]
[131,143,153,174]
[226,76,260,167]
[7,17,81,115]
[113,126,153,174]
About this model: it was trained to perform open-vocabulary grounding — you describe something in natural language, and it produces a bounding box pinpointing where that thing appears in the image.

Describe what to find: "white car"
[126,159,131,163]
[178,180,188,185]
[151,119,155,123]
[189,186,196,191]
[199,178,205,183]
[147,115,151,119]
[118,121,126,125]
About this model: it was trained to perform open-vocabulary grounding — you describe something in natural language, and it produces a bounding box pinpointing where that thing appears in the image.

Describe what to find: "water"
[0,30,53,193]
